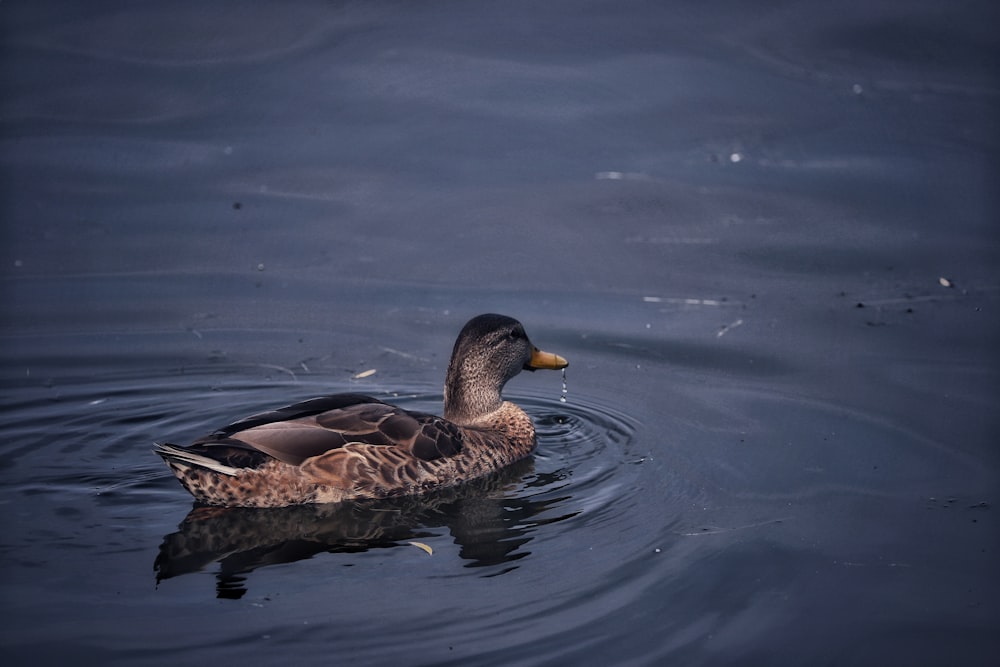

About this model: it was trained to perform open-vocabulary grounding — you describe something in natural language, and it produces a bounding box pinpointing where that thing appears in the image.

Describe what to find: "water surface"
[2,1,998,665]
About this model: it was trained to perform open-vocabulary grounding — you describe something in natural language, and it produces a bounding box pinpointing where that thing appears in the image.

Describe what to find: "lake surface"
[2,1,998,665]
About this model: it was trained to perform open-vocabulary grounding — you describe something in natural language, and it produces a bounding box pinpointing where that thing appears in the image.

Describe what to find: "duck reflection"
[154,459,575,598]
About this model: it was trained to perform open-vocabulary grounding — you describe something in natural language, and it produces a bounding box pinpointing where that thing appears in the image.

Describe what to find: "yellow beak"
[527,346,569,370]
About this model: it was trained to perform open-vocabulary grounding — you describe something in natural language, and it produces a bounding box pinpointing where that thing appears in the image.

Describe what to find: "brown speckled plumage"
[155,314,568,508]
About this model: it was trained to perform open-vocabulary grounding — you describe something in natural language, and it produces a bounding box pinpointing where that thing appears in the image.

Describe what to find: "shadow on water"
[154,457,578,598]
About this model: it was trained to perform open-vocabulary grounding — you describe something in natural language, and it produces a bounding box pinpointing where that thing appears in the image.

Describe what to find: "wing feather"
[189,394,465,468]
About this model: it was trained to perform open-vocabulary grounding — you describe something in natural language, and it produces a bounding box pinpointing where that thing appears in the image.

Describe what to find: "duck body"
[156,314,567,508]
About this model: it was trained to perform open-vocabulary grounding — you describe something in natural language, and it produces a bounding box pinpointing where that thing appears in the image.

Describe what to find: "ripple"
[0,368,643,600]
[147,386,642,594]
[522,392,642,527]
[3,352,991,664]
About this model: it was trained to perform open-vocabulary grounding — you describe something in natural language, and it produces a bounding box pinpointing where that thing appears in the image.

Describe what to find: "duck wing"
[193,394,464,466]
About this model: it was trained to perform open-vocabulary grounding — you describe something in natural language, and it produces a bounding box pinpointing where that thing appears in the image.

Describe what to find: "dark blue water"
[2,1,998,665]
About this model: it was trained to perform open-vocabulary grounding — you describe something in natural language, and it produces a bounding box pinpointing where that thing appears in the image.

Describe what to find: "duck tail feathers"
[153,443,240,477]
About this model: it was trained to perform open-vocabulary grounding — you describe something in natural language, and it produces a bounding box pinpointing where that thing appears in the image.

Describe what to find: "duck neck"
[443,358,505,426]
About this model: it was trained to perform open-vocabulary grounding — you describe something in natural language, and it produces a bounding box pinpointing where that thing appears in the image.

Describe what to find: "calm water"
[2,1,998,665]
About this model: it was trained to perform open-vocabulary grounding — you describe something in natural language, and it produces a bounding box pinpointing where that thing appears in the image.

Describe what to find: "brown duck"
[155,314,568,508]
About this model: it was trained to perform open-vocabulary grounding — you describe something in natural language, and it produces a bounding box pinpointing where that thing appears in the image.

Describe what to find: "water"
[2,1,999,665]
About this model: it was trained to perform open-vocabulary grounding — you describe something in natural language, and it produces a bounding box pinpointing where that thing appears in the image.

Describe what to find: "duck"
[155,314,568,508]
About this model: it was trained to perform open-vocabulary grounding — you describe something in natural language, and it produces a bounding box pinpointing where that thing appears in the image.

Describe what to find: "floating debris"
[594,170,649,181]
[643,296,724,306]
[938,276,954,288]
[717,318,744,338]
[408,541,433,555]
[353,369,377,379]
